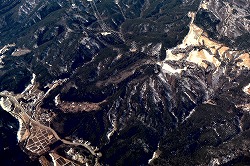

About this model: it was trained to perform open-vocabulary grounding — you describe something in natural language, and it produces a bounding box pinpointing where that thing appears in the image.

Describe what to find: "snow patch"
[158,62,187,75]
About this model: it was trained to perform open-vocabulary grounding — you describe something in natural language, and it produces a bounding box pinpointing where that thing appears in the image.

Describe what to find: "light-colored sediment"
[186,49,221,68]
[162,11,250,70]
[237,53,250,68]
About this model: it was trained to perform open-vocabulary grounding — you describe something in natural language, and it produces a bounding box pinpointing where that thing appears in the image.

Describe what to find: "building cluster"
[26,123,57,155]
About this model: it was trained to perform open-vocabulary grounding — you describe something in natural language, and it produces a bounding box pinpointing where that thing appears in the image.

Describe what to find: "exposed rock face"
[205,0,250,38]
[195,0,250,50]
[0,0,250,165]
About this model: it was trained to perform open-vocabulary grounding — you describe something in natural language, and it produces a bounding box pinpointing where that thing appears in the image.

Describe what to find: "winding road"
[0,91,98,156]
